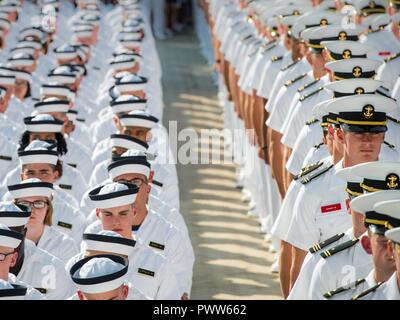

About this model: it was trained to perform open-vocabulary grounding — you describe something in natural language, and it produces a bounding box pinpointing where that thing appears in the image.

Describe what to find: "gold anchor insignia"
[320,18,328,26]
[353,66,362,77]
[386,174,399,190]
[354,87,365,94]
[342,49,352,59]
[362,104,374,119]
[369,0,376,8]
[293,10,300,16]
[338,31,347,41]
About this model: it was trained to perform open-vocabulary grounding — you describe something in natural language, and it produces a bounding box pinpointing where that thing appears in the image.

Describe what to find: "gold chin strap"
[360,183,381,193]
[337,118,388,126]
[364,218,392,229]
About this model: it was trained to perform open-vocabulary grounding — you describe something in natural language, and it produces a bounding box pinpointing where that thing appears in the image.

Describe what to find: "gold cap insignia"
[352,66,362,77]
[342,49,352,59]
[293,10,300,16]
[320,18,328,26]
[386,173,399,190]
[338,31,347,40]
[354,87,365,94]
[362,104,374,119]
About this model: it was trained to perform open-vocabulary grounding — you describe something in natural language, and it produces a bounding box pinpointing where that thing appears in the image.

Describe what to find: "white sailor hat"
[8,178,53,199]
[88,182,138,209]
[374,200,400,223]
[110,95,146,114]
[12,70,31,82]
[350,190,400,233]
[109,55,138,72]
[24,114,63,133]
[81,13,100,26]
[385,227,400,244]
[53,45,78,61]
[325,58,382,80]
[0,18,11,30]
[324,79,384,97]
[8,52,35,68]
[70,254,129,295]
[118,31,143,42]
[108,149,151,180]
[47,67,77,85]
[120,23,144,34]
[323,94,396,131]
[351,161,400,192]
[0,224,24,249]
[83,230,136,256]
[281,14,303,29]
[367,13,391,30]
[40,83,74,100]
[119,110,159,129]
[0,279,27,300]
[336,167,364,197]
[34,98,69,114]
[355,0,388,15]
[119,37,142,50]
[0,202,31,228]
[276,4,312,18]
[72,26,94,39]
[112,47,137,57]
[392,12,400,24]
[19,27,44,40]
[110,134,149,151]
[316,24,365,43]
[322,41,376,60]
[298,10,343,29]
[301,26,328,52]
[18,140,59,166]
[0,73,15,86]
[10,46,36,56]
[17,39,42,50]
[115,74,147,92]
[66,109,78,122]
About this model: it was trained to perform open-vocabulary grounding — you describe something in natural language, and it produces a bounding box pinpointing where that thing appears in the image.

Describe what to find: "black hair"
[19,132,68,155]
[24,82,31,98]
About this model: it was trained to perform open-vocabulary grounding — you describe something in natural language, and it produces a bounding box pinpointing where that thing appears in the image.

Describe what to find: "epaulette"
[59,184,72,190]
[306,118,319,126]
[320,238,359,259]
[301,163,334,185]
[149,241,165,251]
[387,116,400,124]
[57,221,73,230]
[152,179,163,188]
[293,161,323,181]
[248,45,260,58]
[384,52,400,63]
[299,87,323,102]
[298,79,319,93]
[309,233,345,254]
[67,163,77,168]
[351,282,385,300]
[260,42,277,55]
[324,279,366,299]
[137,268,155,277]
[271,55,283,62]
[280,59,299,71]
[384,141,395,149]
[0,155,12,161]
[314,142,324,149]
[240,34,253,42]
[77,118,86,123]
[284,73,307,87]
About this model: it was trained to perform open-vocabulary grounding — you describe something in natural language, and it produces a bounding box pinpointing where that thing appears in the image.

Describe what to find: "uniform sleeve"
[308,257,337,300]
[156,264,182,300]
[285,184,322,251]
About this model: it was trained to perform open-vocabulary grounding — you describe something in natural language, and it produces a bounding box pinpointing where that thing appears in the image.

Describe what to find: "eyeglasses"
[117,178,147,188]
[0,251,15,262]
[15,200,49,209]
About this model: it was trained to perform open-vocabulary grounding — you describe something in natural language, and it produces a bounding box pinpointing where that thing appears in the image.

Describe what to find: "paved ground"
[156,30,281,300]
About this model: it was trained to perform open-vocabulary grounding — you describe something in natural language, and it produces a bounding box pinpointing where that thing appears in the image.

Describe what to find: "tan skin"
[289,129,384,290]
[113,116,152,143]
[21,163,59,184]
[15,195,49,245]
[96,203,136,239]
[389,243,400,288]
[14,79,29,102]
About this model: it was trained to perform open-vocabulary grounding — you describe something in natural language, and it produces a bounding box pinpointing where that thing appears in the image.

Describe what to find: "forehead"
[23,163,53,171]
[100,204,133,212]
[115,173,145,180]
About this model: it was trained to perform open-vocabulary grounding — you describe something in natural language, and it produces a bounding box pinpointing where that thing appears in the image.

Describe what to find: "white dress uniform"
[377,53,400,91]
[358,272,400,300]
[16,239,75,300]
[285,160,351,251]
[7,274,46,300]
[62,138,93,183]
[36,225,79,265]
[360,26,400,60]
[308,234,372,300]
[0,134,18,181]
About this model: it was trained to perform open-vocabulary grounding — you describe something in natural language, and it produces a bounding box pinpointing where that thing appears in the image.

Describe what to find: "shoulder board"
[67,163,77,168]
[248,46,260,58]
[384,141,395,149]
[306,118,319,126]
[324,278,365,299]
[284,73,307,87]
[76,118,86,123]
[137,268,155,277]
[293,161,323,181]
[149,241,165,251]
[387,116,400,124]
[384,52,400,63]
[314,142,324,149]
[271,55,283,62]
[299,87,323,102]
[351,282,385,300]
[57,221,73,230]
[240,34,253,42]
[280,59,299,71]
[301,163,334,185]
[59,184,72,190]
[92,66,101,71]
[321,238,359,259]
[31,97,40,102]
[309,233,345,254]
[152,179,163,188]
[298,79,319,93]
[260,42,277,55]
[0,155,12,161]
[35,288,47,294]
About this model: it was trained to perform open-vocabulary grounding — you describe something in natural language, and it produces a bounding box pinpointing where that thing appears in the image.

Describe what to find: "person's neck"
[292,51,301,62]
[0,270,8,281]
[397,271,400,289]
[374,268,394,284]
[351,212,367,238]
[26,224,45,245]
[133,206,148,226]
[313,68,326,81]
[343,154,379,168]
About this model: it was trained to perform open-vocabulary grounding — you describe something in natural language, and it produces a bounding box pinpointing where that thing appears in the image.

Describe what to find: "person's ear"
[112,115,121,129]
[149,171,154,182]
[322,49,329,62]
[54,169,59,180]
[336,127,345,144]
[361,235,372,254]
[306,51,313,64]
[77,290,85,300]
[95,208,101,219]
[10,252,18,267]
[122,285,129,300]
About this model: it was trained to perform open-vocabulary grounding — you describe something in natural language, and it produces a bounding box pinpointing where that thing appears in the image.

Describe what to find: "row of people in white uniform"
[0,0,194,300]
[206,0,400,299]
